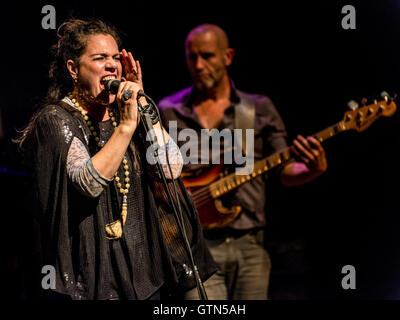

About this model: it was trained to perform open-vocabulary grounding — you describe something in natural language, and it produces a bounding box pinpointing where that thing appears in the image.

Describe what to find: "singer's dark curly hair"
[15,18,122,149]
[47,18,122,103]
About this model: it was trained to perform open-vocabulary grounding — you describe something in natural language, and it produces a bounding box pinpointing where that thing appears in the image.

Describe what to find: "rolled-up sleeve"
[66,137,112,197]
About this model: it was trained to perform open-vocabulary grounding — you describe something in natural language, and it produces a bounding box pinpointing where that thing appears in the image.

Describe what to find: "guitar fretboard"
[208,121,345,198]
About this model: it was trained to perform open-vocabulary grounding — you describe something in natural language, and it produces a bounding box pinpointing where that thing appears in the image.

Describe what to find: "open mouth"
[100,75,117,90]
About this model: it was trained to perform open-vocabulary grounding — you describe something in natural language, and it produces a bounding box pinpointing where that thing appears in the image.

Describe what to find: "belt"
[204,227,263,240]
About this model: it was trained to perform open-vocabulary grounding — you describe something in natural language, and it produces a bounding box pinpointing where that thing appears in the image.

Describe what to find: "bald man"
[158,24,328,300]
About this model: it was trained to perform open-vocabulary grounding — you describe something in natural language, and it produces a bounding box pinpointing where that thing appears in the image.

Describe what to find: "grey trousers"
[185,230,271,300]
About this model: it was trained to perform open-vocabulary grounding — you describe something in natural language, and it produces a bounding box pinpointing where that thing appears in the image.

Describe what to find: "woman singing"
[16,18,215,300]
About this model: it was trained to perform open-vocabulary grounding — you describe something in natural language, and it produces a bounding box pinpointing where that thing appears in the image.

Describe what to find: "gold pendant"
[105,197,128,240]
[105,220,123,239]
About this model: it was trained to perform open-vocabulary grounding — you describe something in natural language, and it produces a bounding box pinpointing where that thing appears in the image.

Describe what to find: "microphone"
[104,79,145,97]
[104,78,120,94]
[104,79,159,125]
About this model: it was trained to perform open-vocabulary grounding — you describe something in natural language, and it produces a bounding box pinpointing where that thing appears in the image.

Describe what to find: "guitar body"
[182,165,242,230]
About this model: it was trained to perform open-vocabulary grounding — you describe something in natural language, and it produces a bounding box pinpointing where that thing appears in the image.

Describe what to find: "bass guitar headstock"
[342,91,397,132]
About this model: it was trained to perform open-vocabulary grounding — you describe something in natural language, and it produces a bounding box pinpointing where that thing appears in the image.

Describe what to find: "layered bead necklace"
[68,93,130,240]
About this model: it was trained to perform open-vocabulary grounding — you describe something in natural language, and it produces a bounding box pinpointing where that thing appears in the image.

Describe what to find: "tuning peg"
[361,97,368,106]
[380,91,390,100]
[381,91,396,104]
[347,100,359,110]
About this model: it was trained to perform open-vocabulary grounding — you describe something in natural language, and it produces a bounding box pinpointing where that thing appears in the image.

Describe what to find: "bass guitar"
[182,95,397,229]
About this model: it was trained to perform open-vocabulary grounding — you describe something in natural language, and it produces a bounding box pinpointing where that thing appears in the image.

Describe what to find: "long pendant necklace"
[68,93,130,240]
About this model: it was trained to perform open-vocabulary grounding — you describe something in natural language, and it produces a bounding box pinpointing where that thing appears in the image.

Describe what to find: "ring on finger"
[123,89,133,101]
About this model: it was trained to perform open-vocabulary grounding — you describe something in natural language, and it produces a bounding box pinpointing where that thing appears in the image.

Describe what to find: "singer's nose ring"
[122,89,133,101]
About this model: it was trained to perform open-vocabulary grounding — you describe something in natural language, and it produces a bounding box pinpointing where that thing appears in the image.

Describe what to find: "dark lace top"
[29,102,216,300]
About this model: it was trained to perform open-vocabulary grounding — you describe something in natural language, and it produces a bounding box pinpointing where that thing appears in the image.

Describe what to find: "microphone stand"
[137,92,208,300]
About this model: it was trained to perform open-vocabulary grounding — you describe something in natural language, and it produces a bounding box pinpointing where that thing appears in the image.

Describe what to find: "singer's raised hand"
[121,49,143,91]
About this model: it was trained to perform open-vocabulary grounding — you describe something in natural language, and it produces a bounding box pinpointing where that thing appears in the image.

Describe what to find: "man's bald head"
[184,24,234,92]
[185,24,229,51]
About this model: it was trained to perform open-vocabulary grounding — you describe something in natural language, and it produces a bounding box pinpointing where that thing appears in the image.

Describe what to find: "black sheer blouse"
[29,102,216,300]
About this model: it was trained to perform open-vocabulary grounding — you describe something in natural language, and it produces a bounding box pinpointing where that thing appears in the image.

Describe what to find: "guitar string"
[190,153,279,202]
[191,176,257,207]
[190,172,257,206]
[189,148,308,206]
[190,180,227,206]
[189,158,271,204]
[189,122,365,206]
[188,130,331,203]
[190,118,383,206]
[191,172,242,199]
[190,144,328,207]
[191,173,260,207]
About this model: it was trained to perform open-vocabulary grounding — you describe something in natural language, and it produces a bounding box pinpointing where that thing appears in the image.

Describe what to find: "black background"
[1,0,400,300]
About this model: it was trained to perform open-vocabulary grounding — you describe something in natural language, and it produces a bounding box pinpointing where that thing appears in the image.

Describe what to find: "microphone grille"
[105,79,120,94]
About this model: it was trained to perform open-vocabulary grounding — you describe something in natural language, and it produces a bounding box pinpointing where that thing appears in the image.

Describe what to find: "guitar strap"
[234,96,255,156]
